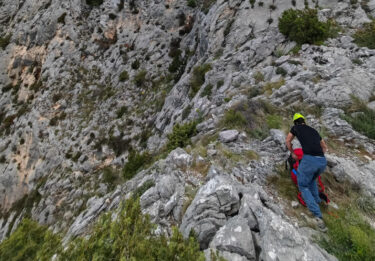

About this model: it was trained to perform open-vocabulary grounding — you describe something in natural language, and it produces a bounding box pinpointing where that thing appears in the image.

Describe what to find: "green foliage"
[253,71,264,84]
[266,114,283,129]
[263,78,285,95]
[132,180,155,199]
[133,70,147,87]
[249,0,256,8]
[353,20,375,49]
[278,9,330,45]
[86,0,103,6]
[0,219,62,261]
[0,34,11,50]
[116,105,128,118]
[221,109,247,129]
[187,0,197,8]
[102,166,123,190]
[186,0,215,13]
[319,208,375,261]
[190,64,212,98]
[343,103,375,139]
[276,67,287,77]
[123,151,151,180]
[119,70,129,82]
[131,59,140,70]
[61,198,205,261]
[200,84,213,97]
[167,121,197,151]
[182,105,192,120]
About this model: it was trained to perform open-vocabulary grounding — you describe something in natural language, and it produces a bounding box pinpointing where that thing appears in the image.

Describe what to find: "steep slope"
[0,0,375,260]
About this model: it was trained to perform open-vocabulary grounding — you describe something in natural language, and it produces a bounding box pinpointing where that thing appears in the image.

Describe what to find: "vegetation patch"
[123,150,152,180]
[320,208,375,261]
[1,198,205,261]
[133,70,147,88]
[132,180,155,199]
[253,71,265,84]
[343,99,375,139]
[221,109,247,129]
[190,64,212,98]
[167,121,197,151]
[86,0,103,7]
[0,34,11,50]
[263,78,285,95]
[353,20,375,49]
[200,84,213,98]
[61,198,205,260]
[0,219,62,261]
[102,166,123,190]
[119,70,129,82]
[278,9,330,45]
[116,106,128,118]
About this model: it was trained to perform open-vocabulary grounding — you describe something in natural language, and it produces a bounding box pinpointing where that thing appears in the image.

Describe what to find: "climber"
[285,113,328,232]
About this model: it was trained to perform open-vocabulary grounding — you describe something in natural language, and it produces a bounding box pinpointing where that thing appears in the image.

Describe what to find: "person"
[285,113,328,232]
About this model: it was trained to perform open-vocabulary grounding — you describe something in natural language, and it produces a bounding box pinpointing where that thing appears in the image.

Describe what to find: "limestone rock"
[219,130,239,143]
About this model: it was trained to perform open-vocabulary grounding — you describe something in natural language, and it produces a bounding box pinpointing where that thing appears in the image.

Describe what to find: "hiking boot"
[315,217,328,232]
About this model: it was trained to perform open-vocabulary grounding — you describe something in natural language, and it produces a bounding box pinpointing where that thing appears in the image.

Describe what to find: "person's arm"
[320,139,328,154]
[286,132,298,160]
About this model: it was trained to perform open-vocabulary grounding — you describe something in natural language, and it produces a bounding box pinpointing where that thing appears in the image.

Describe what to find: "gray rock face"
[180,175,240,248]
[219,130,239,143]
[209,216,256,260]
[327,155,375,196]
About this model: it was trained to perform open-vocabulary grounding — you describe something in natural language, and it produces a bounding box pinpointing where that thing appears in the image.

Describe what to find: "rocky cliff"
[0,0,375,260]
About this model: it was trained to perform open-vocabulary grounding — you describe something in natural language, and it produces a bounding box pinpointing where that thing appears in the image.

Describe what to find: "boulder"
[219,130,239,143]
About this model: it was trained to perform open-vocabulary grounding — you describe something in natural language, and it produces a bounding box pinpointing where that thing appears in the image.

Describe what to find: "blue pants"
[297,154,327,218]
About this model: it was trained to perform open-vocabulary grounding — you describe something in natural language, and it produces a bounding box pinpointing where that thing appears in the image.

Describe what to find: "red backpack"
[286,148,329,206]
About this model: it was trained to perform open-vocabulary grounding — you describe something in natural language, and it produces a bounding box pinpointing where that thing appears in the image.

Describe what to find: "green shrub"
[116,105,128,118]
[187,0,197,8]
[353,20,375,49]
[278,9,330,45]
[102,166,123,190]
[123,151,151,180]
[86,0,103,6]
[133,70,147,87]
[276,67,287,77]
[343,106,375,139]
[131,59,140,70]
[221,110,247,129]
[190,64,212,98]
[60,198,205,261]
[249,0,256,8]
[132,180,155,199]
[182,105,192,120]
[167,121,197,151]
[263,78,285,95]
[200,84,213,97]
[0,219,62,261]
[119,70,129,82]
[266,114,283,129]
[0,34,11,50]
[253,71,264,84]
[319,208,375,261]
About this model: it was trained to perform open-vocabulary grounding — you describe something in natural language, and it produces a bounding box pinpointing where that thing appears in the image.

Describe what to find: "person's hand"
[292,152,299,161]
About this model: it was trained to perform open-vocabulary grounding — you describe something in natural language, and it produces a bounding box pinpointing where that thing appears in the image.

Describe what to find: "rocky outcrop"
[0,0,375,260]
